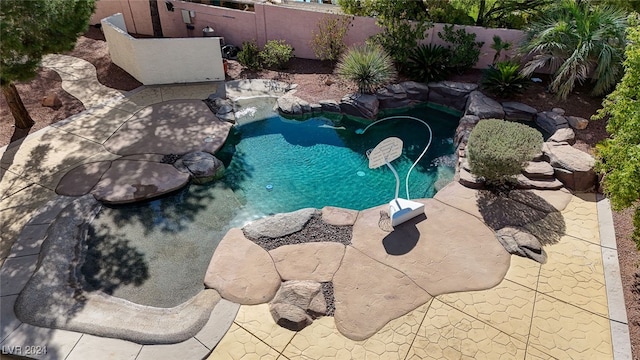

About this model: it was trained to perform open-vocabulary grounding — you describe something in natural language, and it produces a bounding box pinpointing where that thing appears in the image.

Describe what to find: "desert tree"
[1,0,95,128]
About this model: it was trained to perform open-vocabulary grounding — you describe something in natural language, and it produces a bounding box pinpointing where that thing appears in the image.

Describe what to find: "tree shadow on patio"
[477,189,566,246]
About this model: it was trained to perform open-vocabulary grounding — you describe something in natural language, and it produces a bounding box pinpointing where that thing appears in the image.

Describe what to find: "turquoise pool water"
[220,103,459,224]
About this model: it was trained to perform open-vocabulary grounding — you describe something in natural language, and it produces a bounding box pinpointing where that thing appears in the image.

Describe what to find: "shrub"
[336,44,397,94]
[405,44,452,82]
[519,0,627,99]
[437,24,484,74]
[260,40,294,69]
[467,119,543,185]
[237,40,261,70]
[366,0,432,68]
[311,15,352,63]
[481,61,530,98]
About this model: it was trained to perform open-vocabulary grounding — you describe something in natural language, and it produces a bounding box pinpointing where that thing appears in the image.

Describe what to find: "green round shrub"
[467,119,543,185]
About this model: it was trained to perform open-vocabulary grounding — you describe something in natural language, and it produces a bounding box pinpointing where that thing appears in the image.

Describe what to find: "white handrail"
[358,116,433,200]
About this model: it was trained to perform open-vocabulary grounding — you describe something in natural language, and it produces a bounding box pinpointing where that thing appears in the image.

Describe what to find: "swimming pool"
[85,103,459,307]
[220,103,459,224]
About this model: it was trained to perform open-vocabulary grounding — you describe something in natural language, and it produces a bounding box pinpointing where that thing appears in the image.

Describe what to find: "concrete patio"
[0,54,632,360]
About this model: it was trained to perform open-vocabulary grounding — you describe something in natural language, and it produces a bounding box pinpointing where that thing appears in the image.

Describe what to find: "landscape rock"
[458,167,484,189]
[216,111,236,123]
[401,81,430,101]
[566,115,589,130]
[92,160,189,204]
[243,208,318,239]
[454,122,475,148]
[496,227,547,263]
[174,151,224,184]
[271,280,323,310]
[427,81,478,111]
[536,111,569,135]
[269,303,313,331]
[321,206,359,226]
[269,280,326,331]
[376,83,411,109]
[515,175,564,190]
[549,128,576,144]
[310,103,322,113]
[340,93,379,120]
[204,228,281,304]
[522,161,555,180]
[543,142,597,191]
[269,242,345,282]
[551,107,566,115]
[458,114,480,125]
[502,102,537,122]
[42,93,62,108]
[465,91,505,119]
[319,100,341,113]
[276,93,304,115]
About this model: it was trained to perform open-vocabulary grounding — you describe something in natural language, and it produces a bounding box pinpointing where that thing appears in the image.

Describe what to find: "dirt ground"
[1,27,638,358]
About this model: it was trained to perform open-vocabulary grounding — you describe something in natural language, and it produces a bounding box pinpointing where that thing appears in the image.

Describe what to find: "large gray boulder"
[269,280,326,331]
[567,115,589,130]
[402,81,430,101]
[340,93,379,119]
[496,227,547,263]
[318,99,341,113]
[543,142,597,191]
[276,94,305,115]
[375,83,411,109]
[548,128,576,145]
[502,102,537,122]
[536,111,569,135]
[243,208,318,239]
[427,81,477,111]
[174,151,225,184]
[465,91,505,119]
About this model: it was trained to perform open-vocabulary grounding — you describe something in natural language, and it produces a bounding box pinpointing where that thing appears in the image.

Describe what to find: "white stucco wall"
[101,13,225,85]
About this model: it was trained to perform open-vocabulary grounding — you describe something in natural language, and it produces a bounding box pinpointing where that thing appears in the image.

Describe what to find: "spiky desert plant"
[336,44,397,94]
[405,44,452,82]
[519,0,627,99]
[481,61,530,97]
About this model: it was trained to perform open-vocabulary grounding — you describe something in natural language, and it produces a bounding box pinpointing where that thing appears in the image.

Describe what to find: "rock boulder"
[427,81,478,111]
[340,93,379,120]
[465,91,505,119]
[543,142,597,191]
[174,151,225,184]
[502,102,537,122]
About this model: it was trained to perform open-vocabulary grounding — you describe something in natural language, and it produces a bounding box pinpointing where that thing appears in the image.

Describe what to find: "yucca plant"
[519,0,627,99]
[405,44,452,82]
[336,44,397,94]
[481,61,530,98]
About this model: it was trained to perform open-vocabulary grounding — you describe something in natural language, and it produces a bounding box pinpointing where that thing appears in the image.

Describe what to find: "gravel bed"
[321,281,335,317]
[249,215,352,251]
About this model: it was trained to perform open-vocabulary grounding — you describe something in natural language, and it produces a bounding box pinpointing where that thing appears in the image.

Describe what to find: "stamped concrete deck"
[0,54,632,359]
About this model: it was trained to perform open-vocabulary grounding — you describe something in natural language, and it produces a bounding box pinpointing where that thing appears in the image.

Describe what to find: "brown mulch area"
[1,28,638,357]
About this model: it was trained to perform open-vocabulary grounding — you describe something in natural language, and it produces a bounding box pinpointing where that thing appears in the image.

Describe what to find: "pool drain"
[357,171,365,177]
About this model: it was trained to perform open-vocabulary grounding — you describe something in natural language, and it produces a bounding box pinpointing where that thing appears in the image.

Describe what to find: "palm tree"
[519,0,627,99]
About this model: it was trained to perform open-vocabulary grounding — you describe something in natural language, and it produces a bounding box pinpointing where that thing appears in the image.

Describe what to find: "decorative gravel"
[248,214,352,251]
[161,154,180,164]
[321,281,335,317]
